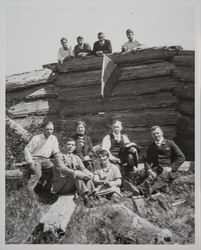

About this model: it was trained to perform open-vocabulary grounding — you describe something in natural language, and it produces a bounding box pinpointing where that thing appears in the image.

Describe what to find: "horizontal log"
[44,46,181,73]
[58,77,177,100]
[7,99,60,118]
[171,55,194,68]
[6,84,59,106]
[174,82,194,99]
[6,69,54,92]
[54,61,174,88]
[173,67,194,81]
[178,50,194,56]
[176,116,194,136]
[177,100,194,116]
[40,195,76,233]
[60,92,176,116]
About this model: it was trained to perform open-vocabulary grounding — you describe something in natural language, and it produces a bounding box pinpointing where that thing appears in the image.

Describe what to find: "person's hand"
[103,180,111,187]
[96,51,103,56]
[129,146,137,154]
[162,167,172,174]
[147,169,157,179]
[76,171,90,180]
[83,155,90,161]
[110,156,121,164]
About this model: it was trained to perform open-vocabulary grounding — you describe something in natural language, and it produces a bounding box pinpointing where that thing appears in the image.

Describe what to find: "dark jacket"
[74,43,92,57]
[72,134,94,161]
[93,39,112,55]
[145,139,185,172]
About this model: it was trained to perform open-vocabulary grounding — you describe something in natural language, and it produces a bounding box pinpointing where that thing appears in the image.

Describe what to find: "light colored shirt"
[122,40,144,52]
[102,133,130,155]
[24,134,59,163]
[58,46,74,63]
[94,163,122,182]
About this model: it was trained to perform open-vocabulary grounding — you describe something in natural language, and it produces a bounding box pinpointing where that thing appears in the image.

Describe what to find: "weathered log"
[7,99,60,118]
[6,84,59,105]
[58,76,177,99]
[177,100,194,116]
[39,195,76,233]
[174,82,194,99]
[6,116,32,142]
[171,55,195,68]
[173,67,194,81]
[59,92,176,116]
[6,68,54,92]
[54,61,174,88]
[44,46,181,73]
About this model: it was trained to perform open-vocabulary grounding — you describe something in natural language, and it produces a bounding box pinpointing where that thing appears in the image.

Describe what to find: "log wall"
[6,47,195,160]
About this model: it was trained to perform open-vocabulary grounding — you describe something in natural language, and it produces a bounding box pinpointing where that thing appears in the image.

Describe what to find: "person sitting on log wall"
[101,120,141,184]
[52,138,96,207]
[72,121,95,172]
[74,36,92,58]
[124,126,185,197]
[121,29,145,53]
[93,149,122,202]
[58,37,74,64]
[24,121,59,195]
[93,32,112,56]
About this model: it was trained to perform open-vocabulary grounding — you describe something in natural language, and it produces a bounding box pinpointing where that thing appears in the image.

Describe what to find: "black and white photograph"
[1,0,200,247]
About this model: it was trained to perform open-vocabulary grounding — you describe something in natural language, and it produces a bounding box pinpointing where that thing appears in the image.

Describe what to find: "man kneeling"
[93,150,122,202]
[52,138,96,207]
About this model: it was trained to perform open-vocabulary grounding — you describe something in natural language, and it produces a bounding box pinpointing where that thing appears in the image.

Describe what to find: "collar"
[155,137,164,146]
[112,132,121,140]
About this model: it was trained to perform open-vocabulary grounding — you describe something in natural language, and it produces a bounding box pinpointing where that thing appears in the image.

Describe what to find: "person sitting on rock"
[52,138,96,207]
[121,29,145,53]
[101,120,141,182]
[72,121,95,173]
[74,36,92,58]
[24,121,60,195]
[58,37,74,64]
[124,126,185,197]
[93,32,112,56]
[93,149,122,202]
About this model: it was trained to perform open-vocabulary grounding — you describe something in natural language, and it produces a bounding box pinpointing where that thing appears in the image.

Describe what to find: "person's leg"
[27,159,42,192]
[52,177,76,195]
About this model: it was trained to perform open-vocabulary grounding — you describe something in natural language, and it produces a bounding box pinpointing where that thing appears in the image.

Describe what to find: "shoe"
[123,180,140,196]
[83,196,94,208]
[144,180,151,197]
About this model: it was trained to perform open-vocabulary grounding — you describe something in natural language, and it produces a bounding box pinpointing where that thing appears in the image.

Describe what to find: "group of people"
[58,29,145,63]
[24,120,185,207]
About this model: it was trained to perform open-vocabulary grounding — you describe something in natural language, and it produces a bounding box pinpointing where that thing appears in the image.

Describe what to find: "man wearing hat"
[121,29,145,53]
[74,36,92,58]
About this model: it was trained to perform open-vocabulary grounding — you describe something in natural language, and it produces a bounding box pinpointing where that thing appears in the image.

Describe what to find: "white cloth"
[24,134,59,163]
[58,46,74,63]
[102,133,130,154]
[122,40,144,52]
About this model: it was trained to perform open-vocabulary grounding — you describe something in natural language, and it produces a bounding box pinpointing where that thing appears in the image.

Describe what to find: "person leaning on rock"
[52,138,96,207]
[74,36,92,58]
[124,126,185,196]
[93,32,112,56]
[24,121,60,194]
[121,29,146,53]
[58,37,74,64]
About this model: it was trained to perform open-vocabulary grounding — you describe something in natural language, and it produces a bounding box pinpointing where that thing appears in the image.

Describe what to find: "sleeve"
[52,137,60,155]
[87,137,94,157]
[93,42,98,54]
[74,45,78,57]
[24,136,37,163]
[113,166,122,179]
[105,40,112,53]
[144,145,153,171]
[54,153,76,178]
[136,40,146,48]
[58,48,64,63]
[101,135,111,152]
[170,141,185,172]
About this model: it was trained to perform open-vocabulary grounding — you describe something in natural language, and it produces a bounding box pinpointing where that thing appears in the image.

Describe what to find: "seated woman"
[72,121,95,172]
[101,120,141,182]
[93,150,122,201]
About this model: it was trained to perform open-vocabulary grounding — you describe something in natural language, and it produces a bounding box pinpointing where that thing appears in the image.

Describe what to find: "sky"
[1,0,198,75]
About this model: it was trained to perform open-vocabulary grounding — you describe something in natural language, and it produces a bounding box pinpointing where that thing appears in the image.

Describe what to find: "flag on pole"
[101,55,121,98]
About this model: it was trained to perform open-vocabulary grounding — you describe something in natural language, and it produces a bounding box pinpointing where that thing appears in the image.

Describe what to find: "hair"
[77,36,83,42]
[151,126,163,132]
[126,29,134,35]
[97,149,110,158]
[75,120,87,130]
[112,120,123,129]
[60,37,67,43]
[65,137,76,144]
[98,32,104,37]
[42,121,54,128]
